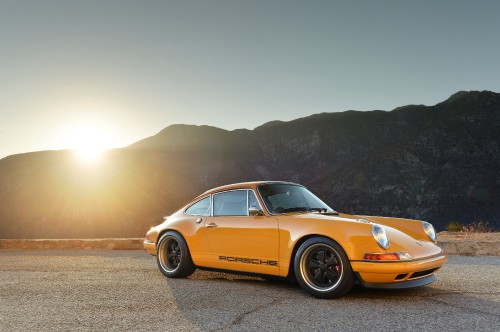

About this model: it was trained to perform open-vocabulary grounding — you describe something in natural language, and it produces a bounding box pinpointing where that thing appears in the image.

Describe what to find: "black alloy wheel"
[166,240,181,269]
[294,237,353,298]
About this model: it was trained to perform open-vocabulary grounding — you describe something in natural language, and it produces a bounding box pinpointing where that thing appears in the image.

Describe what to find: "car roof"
[201,181,300,195]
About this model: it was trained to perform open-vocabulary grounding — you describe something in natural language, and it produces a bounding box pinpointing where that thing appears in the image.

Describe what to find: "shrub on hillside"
[446,222,464,232]
[463,221,494,233]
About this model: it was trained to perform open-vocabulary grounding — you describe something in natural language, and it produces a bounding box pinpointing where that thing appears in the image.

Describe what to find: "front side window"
[213,190,247,216]
[185,196,211,216]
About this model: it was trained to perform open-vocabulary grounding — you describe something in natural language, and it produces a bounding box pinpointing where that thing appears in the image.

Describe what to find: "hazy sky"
[1,0,499,158]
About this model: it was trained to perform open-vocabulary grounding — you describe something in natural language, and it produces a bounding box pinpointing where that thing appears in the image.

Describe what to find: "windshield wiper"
[279,207,309,213]
[275,207,339,215]
[308,208,327,213]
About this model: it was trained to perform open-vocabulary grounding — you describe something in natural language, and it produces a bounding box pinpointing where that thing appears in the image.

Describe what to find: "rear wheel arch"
[156,230,196,278]
[155,228,172,244]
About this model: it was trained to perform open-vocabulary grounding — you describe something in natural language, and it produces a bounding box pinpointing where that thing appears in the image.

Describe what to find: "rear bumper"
[351,253,447,287]
[143,240,156,255]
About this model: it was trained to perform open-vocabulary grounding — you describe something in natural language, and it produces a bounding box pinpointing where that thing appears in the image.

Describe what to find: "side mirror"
[249,206,264,216]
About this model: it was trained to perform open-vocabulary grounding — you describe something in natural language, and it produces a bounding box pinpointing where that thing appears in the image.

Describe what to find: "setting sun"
[64,121,121,164]
[75,143,106,163]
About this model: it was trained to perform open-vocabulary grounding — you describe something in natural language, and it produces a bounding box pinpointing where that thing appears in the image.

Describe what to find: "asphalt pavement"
[0,250,499,331]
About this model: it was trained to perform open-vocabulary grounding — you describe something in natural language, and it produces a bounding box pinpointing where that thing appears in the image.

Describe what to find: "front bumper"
[358,274,436,289]
[143,240,156,255]
[351,253,447,287]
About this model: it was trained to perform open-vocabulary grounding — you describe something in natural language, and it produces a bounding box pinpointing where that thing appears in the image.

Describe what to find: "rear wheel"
[156,231,196,278]
[294,237,353,298]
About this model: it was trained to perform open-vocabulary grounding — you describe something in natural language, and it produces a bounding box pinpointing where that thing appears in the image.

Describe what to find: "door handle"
[205,222,218,228]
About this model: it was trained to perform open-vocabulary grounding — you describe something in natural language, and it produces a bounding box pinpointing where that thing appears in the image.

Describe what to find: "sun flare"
[75,144,106,163]
[66,122,119,164]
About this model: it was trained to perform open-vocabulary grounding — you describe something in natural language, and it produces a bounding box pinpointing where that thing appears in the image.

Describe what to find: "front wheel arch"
[293,236,354,298]
[287,235,344,279]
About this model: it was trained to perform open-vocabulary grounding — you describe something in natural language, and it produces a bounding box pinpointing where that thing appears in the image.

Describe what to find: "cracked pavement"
[0,250,498,331]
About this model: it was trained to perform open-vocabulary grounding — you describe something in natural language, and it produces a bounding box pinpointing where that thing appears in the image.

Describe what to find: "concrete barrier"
[437,232,499,256]
[0,232,498,256]
[0,238,144,250]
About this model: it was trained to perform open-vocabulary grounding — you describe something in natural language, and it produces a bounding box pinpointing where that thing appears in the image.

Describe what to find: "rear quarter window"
[185,196,211,216]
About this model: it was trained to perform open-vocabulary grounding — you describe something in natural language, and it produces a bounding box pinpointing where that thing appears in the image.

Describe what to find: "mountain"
[0,90,499,238]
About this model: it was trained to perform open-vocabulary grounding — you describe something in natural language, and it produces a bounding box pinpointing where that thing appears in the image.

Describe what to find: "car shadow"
[157,267,500,331]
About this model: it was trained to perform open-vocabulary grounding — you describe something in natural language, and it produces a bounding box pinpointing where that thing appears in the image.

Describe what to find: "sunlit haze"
[1,0,499,159]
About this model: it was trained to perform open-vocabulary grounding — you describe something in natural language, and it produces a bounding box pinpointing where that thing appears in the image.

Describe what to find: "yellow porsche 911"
[144,181,447,299]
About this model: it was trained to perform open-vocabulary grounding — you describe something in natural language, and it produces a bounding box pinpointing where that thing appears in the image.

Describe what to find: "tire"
[294,237,354,299]
[156,231,196,278]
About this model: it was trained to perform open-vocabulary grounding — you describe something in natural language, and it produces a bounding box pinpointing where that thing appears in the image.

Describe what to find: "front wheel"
[294,237,354,299]
[156,231,196,278]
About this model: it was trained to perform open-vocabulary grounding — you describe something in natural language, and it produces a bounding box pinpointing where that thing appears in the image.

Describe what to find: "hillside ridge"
[0,90,498,238]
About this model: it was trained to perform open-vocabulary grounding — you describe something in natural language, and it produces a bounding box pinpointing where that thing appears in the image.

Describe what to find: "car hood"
[284,212,443,259]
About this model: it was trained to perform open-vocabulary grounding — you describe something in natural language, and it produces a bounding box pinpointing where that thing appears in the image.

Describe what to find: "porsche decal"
[219,256,278,266]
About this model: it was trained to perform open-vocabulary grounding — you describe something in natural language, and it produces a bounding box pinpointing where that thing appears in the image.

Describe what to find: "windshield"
[257,183,335,214]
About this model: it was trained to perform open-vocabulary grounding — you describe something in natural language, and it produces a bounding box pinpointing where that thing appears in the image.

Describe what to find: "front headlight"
[423,221,437,241]
[372,225,389,249]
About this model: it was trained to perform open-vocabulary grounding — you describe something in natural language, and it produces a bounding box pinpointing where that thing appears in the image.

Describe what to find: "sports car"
[144,181,447,298]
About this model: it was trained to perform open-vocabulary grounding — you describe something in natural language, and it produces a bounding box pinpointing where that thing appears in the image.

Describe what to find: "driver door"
[203,189,279,275]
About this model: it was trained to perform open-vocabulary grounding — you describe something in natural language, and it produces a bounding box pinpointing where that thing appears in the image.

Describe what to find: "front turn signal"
[363,252,413,261]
